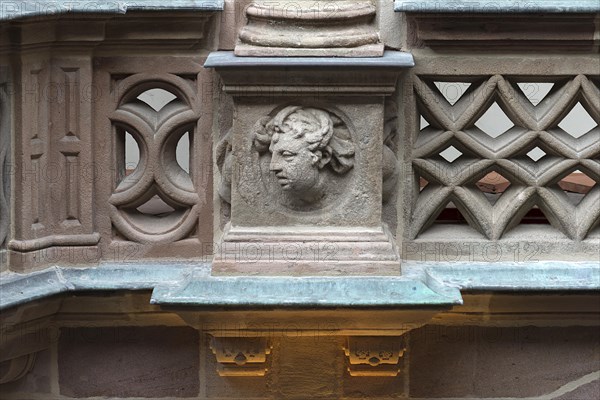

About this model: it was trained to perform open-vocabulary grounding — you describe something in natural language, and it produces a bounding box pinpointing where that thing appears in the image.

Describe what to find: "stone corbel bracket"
[209,336,272,377]
[344,336,406,377]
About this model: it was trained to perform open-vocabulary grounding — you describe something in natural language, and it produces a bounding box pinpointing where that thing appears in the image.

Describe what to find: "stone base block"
[212,225,400,276]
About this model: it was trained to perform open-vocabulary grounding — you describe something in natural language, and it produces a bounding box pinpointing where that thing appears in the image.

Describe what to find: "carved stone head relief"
[254,106,355,206]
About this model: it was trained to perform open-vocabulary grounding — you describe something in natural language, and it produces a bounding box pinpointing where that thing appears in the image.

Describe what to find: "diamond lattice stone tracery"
[412,74,600,241]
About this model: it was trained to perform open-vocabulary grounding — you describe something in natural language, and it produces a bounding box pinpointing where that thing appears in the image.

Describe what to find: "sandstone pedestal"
[207,52,414,275]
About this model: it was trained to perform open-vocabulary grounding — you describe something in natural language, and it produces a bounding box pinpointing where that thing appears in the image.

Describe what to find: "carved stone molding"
[343,336,406,377]
[0,354,37,385]
[235,1,384,57]
[395,0,600,14]
[209,336,272,377]
[0,13,219,55]
[405,13,598,50]
[0,300,60,384]
[0,1,224,22]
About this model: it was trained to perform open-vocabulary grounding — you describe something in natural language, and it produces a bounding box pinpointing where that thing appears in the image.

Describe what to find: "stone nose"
[269,154,282,172]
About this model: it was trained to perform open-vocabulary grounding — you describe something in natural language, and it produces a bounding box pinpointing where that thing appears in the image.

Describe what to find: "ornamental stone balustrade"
[0,1,598,398]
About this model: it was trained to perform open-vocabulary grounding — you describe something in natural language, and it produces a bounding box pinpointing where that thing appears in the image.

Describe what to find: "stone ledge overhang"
[204,50,415,96]
[404,262,600,292]
[394,0,600,13]
[0,263,200,310]
[150,274,462,309]
[0,0,224,22]
[2,261,599,311]
[204,51,415,69]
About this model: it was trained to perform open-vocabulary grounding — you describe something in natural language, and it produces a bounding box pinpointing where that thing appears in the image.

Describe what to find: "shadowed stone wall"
[409,325,600,398]
[2,320,599,399]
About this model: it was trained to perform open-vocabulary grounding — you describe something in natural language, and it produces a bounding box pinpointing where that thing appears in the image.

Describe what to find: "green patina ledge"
[1,261,598,311]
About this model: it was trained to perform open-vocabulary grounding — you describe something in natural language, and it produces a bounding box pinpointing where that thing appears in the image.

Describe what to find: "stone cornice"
[0,0,224,21]
[395,0,600,13]
[204,50,415,95]
[403,11,599,50]
[0,12,218,54]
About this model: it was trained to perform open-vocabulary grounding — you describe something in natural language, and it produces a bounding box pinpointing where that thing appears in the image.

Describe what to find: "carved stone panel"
[93,57,214,261]
[344,336,406,377]
[1,11,220,272]
[9,56,99,271]
[214,99,400,275]
[208,54,413,275]
[411,74,599,241]
[209,336,272,377]
[233,101,382,226]
[108,75,201,244]
[397,53,600,262]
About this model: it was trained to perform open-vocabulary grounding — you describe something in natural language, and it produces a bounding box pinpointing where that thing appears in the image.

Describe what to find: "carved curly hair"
[254,106,355,174]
